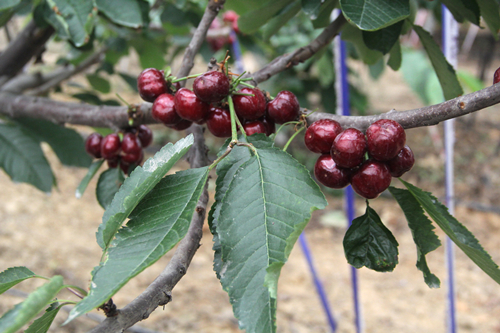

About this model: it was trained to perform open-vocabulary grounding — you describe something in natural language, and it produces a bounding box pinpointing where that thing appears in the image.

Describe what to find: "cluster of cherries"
[84,124,153,174]
[305,118,415,199]
[137,67,301,137]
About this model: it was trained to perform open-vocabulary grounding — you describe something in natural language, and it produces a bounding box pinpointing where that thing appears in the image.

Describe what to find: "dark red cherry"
[366,119,406,161]
[331,128,367,168]
[174,88,210,124]
[152,93,182,126]
[122,151,143,164]
[243,120,266,136]
[261,116,275,136]
[351,160,392,199]
[233,88,266,121]
[121,133,142,155]
[387,145,415,177]
[168,119,193,131]
[101,133,121,159]
[85,132,103,158]
[314,154,351,189]
[137,125,153,147]
[494,67,500,84]
[137,68,168,103]
[267,91,300,124]
[305,119,343,154]
[193,71,230,103]
[206,106,232,138]
[107,156,120,168]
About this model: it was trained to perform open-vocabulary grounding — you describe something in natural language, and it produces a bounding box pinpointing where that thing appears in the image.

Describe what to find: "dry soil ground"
[2,38,500,333]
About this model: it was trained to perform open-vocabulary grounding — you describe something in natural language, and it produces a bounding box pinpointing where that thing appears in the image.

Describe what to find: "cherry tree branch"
[247,14,347,85]
[3,83,500,131]
[176,0,226,80]
[0,20,54,85]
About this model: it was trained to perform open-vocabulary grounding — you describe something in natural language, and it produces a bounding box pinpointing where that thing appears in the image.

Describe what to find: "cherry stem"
[115,93,131,107]
[232,92,255,96]
[228,95,238,142]
[208,145,232,171]
[283,126,305,152]
[235,114,247,140]
[65,285,88,299]
[238,81,255,89]
[171,72,205,82]
[275,121,301,136]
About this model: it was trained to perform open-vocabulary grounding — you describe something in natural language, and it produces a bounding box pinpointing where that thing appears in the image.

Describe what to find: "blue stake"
[442,6,458,333]
[229,28,338,332]
[333,9,363,333]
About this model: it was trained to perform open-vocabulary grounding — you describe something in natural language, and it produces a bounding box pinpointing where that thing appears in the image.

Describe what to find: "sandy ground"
[2,39,500,333]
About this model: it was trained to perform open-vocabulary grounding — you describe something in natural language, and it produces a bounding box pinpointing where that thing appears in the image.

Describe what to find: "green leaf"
[457,70,485,93]
[442,0,480,25]
[86,74,111,94]
[0,123,54,193]
[76,159,105,198]
[72,92,102,105]
[212,135,327,333]
[0,267,36,295]
[0,0,20,11]
[362,20,404,54]
[67,167,209,323]
[343,202,399,272]
[96,0,145,28]
[340,0,410,31]
[400,179,500,285]
[25,303,62,333]
[238,0,295,34]
[43,0,95,47]
[96,135,193,251]
[262,1,301,41]
[400,48,434,104]
[476,0,500,37]
[0,276,63,333]
[388,187,441,288]
[130,39,166,70]
[413,25,463,101]
[341,23,384,65]
[301,0,323,19]
[15,117,91,168]
[312,0,337,28]
[118,72,138,92]
[96,168,125,209]
[387,40,402,70]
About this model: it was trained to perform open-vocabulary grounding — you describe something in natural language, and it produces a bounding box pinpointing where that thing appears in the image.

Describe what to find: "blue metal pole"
[333,9,363,333]
[442,6,458,333]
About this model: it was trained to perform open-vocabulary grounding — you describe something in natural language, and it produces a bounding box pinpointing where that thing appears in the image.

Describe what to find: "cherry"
[101,133,121,159]
[120,159,132,175]
[174,88,210,124]
[261,116,275,136]
[267,91,300,124]
[314,154,351,189]
[233,88,266,120]
[137,68,168,103]
[107,156,120,169]
[366,119,406,161]
[206,106,232,138]
[193,71,230,103]
[243,120,267,136]
[85,132,103,158]
[305,119,343,154]
[137,125,153,147]
[331,128,367,168]
[494,67,500,84]
[351,160,392,199]
[387,145,415,177]
[122,133,142,155]
[168,119,192,131]
[223,10,240,33]
[152,93,182,126]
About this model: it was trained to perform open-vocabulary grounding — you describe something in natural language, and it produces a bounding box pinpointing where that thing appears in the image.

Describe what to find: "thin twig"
[27,47,107,96]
